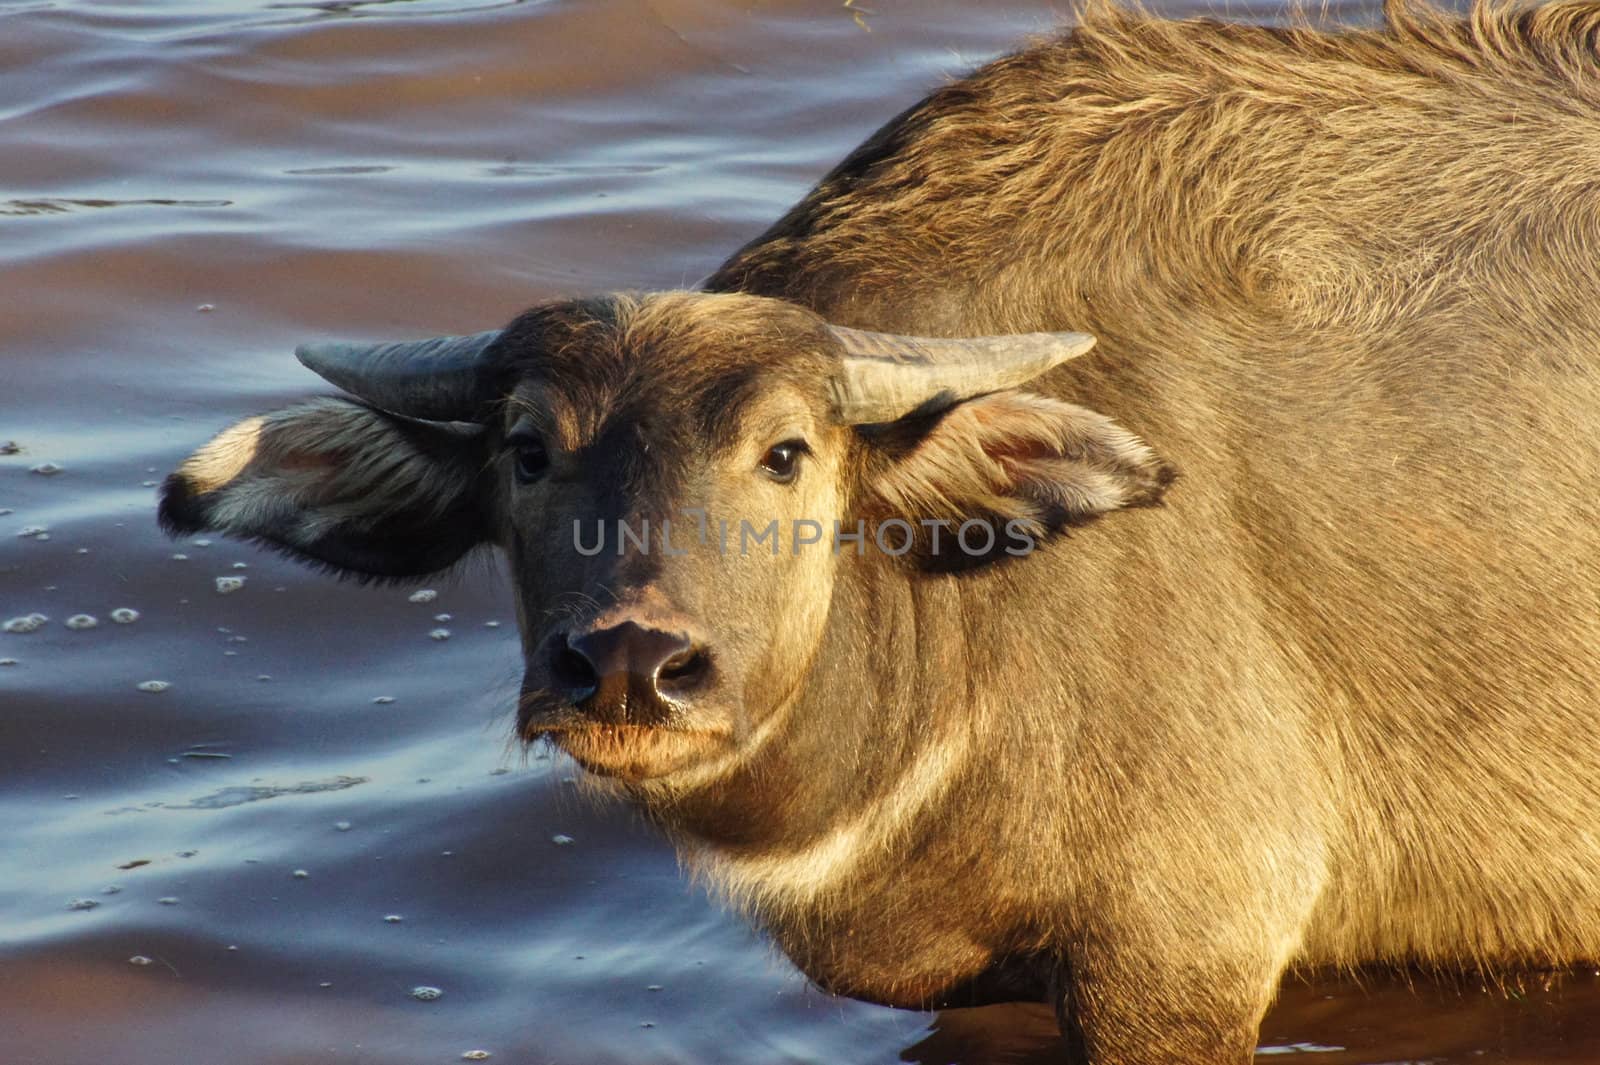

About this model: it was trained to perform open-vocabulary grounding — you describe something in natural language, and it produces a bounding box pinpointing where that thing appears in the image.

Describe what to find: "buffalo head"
[161,293,1172,783]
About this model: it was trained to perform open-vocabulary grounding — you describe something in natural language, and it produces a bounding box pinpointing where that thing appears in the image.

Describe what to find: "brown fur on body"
[158,4,1600,1063]
[702,2,1600,1058]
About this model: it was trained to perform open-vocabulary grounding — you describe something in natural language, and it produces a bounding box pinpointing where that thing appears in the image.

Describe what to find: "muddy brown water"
[4,1,1600,1062]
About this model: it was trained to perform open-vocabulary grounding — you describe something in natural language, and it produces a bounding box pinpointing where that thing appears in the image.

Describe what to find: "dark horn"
[827,325,1097,425]
[295,329,501,422]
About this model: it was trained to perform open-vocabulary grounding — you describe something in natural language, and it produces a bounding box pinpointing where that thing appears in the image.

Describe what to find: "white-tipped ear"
[160,398,492,578]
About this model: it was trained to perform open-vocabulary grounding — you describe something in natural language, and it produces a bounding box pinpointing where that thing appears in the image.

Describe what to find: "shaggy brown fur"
[163,4,1600,1062]
[697,3,1600,1058]
[711,0,1600,343]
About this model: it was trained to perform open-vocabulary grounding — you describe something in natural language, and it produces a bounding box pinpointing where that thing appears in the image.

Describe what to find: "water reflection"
[1259,970,1600,1064]
[1,197,232,216]
[901,971,1600,1065]
[266,0,532,20]
[166,774,369,810]
[904,1003,1063,1065]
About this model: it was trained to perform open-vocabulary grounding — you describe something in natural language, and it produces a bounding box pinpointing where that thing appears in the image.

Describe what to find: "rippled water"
[5,1,1600,1062]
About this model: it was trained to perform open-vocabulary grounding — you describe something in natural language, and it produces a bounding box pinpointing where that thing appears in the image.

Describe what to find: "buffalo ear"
[159,397,493,579]
[860,391,1175,561]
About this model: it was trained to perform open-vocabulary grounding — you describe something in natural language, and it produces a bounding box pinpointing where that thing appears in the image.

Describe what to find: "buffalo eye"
[758,440,807,484]
[507,430,549,485]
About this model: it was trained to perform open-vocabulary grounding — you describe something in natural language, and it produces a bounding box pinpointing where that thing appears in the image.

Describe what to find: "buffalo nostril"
[656,647,711,694]
[550,634,598,695]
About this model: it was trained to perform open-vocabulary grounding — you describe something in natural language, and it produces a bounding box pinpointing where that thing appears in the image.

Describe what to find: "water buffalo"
[160,2,1600,1061]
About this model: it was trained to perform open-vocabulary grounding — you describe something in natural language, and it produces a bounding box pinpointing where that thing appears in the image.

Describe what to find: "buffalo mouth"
[518,692,731,781]
[539,723,729,781]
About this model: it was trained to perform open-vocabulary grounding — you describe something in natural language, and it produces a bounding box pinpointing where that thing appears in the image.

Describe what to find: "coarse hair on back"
[1056,0,1600,332]
[710,0,1600,348]
[1069,0,1600,86]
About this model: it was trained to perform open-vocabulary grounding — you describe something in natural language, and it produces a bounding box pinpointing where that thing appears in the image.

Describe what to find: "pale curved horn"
[295,329,502,422]
[826,325,1097,425]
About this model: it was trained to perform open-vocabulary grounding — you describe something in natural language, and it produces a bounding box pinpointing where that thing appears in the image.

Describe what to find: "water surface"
[5,1,1600,1062]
